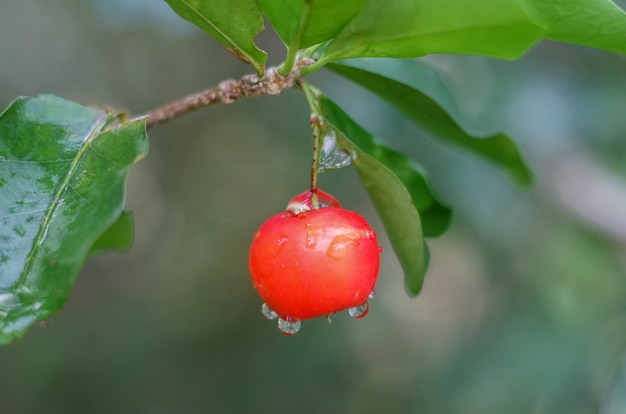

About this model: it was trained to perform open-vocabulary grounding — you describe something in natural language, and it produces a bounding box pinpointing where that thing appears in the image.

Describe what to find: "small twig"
[141,59,314,130]
[300,83,324,198]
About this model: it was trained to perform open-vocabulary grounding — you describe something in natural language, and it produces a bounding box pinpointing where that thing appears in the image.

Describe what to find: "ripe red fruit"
[249,190,380,334]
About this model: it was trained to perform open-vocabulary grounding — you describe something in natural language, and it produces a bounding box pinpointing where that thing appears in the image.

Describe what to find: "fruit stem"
[300,82,325,208]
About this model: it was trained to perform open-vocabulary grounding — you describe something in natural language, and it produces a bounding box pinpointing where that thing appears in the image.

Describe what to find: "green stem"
[299,57,329,76]
[300,82,324,206]
[278,46,299,76]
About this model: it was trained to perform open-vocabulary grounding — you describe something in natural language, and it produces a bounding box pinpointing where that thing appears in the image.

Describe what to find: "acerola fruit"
[249,189,380,335]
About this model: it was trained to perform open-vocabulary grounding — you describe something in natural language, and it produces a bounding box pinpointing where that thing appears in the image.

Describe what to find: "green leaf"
[88,211,135,257]
[318,0,543,64]
[519,0,626,55]
[0,95,148,344]
[327,60,533,186]
[322,97,435,295]
[164,0,266,74]
[258,0,367,49]
[603,355,626,414]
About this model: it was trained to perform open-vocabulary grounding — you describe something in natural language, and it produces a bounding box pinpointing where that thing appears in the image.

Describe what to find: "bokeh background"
[2,1,626,413]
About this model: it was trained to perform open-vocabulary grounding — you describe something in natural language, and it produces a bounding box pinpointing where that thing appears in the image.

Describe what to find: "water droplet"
[276,234,289,246]
[362,230,376,240]
[286,200,309,215]
[368,290,377,300]
[348,302,370,319]
[319,131,353,172]
[327,235,359,259]
[262,303,278,320]
[304,224,318,249]
[0,293,16,312]
[278,317,301,336]
[275,233,289,252]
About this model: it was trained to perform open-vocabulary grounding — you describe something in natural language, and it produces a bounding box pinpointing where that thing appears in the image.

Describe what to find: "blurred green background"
[2,1,626,413]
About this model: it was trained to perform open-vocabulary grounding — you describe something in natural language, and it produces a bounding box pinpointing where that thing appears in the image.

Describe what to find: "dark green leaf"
[322,97,436,295]
[88,211,135,257]
[0,95,148,344]
[258,0,367,50]
[327,61,533,186]
[164,0,266,74]
[318,0,543,64]
[519,0,626,55]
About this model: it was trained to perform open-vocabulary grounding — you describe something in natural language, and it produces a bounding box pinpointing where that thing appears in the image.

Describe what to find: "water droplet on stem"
[319,131,353,172]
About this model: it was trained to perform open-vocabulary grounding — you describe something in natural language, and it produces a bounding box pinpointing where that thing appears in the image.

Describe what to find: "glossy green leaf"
[258,0,367,49]
[0,95,148,344]
[318,0,543,64]
[519,0,626,55]
[88,211,135,257]
[327,61,533,186]
[322,97,435,295]
[164,0,266,74]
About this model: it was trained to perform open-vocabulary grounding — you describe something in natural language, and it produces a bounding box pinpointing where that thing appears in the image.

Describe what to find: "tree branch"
[141,61,312,130]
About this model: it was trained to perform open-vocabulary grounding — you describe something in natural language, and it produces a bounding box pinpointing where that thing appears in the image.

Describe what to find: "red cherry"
[249,193,380,329]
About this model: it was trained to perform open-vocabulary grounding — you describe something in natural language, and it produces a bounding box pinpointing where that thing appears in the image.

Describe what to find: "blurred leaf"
[328,61,533,185]
[258,0,367,50]
[0,95,148,344]
[318,0,543,64]
[164,0,266,74]
[88,211,135,257]
[519,0,626,55]
[602,355,626,414]
[322,97,434,295]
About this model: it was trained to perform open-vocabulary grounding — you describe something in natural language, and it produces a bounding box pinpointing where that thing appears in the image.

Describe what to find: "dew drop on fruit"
[262,303,278,320]
[275,232,290,253]
[327,235,359,259]
[319,131,353,172]
[276,233,289,246]
[363,230,376,240]
[304,224,318,249]
[348,302,370,319]
[278,317,301,336]
[368,290,377,300]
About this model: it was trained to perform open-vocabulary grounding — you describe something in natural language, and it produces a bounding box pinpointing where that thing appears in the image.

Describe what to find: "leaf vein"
[324,21,539,62]
[0,208,47,219]
[0,159,73,164]
[15,115,108,290]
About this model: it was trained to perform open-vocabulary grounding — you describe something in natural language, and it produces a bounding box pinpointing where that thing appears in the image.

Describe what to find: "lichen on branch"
[142,59,313,130]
